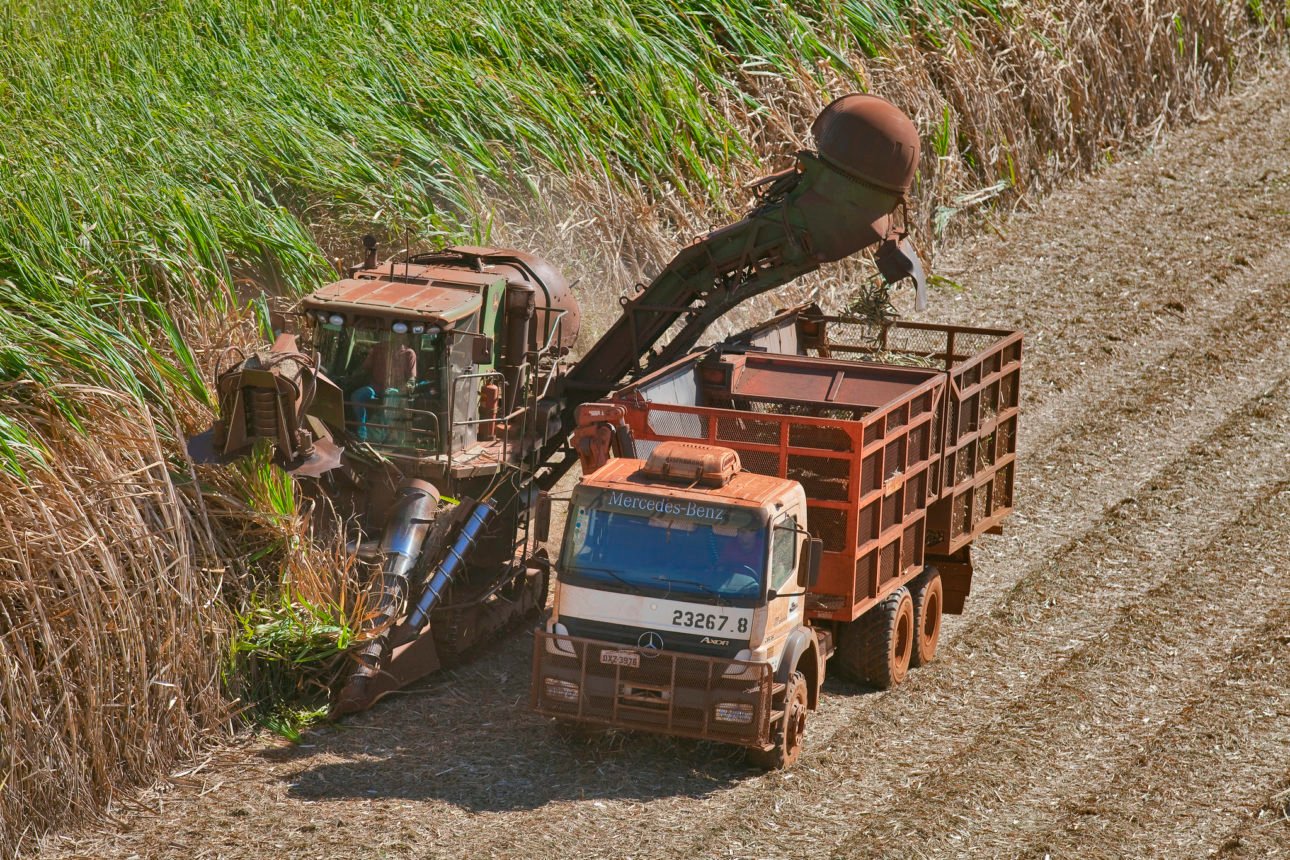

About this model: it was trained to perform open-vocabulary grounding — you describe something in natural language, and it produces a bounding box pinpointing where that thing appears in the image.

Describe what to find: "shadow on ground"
[268,633,873,813]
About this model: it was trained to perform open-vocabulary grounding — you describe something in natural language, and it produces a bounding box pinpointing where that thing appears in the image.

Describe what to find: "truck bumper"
[531,629,776,749]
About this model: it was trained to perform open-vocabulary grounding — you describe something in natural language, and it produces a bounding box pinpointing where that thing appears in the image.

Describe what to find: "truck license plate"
[600,649,640,668]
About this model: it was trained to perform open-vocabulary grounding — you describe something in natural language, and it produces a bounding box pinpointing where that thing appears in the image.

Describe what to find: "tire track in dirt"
[822,415,1290,857]
[1210,775,1290,860]
[1014,538,1290,860]
[1006,489,1290,860]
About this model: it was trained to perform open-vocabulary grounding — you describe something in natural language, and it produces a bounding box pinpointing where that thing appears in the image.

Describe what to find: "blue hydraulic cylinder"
[405,500,495,631]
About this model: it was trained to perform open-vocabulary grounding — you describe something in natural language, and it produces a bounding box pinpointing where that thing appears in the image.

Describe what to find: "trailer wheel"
[747,671,808,770]
[835,587,914,688]
[910,568,943,668]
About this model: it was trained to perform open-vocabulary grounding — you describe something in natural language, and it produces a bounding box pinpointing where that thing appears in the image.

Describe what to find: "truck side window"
[771,516,797,591]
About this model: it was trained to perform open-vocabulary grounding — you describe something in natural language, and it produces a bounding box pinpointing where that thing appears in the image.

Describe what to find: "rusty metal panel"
[304,276,487,322]
[789,314,1021,557]
[924,327,1022,555]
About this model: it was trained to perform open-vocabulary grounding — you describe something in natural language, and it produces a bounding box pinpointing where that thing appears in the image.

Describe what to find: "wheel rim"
[891,597,913,681]
[923,589,940,642]
[785,687,806,759]
[916,580,942,665]
[895,608,912,665]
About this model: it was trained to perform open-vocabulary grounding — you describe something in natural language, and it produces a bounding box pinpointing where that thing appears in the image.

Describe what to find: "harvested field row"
[1009,485,1290,858]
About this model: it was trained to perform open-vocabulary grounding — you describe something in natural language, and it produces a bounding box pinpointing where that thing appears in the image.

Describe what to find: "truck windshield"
[561,491,768,606]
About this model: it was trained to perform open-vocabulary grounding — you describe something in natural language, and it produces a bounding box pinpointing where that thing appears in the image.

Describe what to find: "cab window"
[771,515,798,591]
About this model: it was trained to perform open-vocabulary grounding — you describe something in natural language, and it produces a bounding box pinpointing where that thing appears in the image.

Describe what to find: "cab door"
[763,513,804,667]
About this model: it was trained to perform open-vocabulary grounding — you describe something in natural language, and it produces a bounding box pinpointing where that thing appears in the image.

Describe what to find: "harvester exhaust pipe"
[375,480,441,610]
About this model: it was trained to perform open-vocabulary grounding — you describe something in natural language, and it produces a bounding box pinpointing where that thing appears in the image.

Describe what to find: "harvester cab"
[194,244,580,481]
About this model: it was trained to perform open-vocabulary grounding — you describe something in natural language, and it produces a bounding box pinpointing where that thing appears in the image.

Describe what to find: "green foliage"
[932,104,954,158]
[0,410,46,476]
[227,587,355,739]
[235,442,299,521]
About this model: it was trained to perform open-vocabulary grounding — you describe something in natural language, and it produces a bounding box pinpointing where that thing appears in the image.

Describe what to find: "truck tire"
[834,586,914,689]
[910,568,943,668]
[747,671,808,770]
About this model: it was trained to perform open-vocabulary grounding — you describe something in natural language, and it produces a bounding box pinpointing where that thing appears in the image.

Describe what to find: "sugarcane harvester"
[189,94,926,715]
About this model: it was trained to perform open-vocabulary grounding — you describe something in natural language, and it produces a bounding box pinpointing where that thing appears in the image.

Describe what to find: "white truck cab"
[532,441,825,768]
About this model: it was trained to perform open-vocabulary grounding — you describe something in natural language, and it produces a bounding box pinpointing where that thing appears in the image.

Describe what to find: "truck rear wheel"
[747,671,808,770]
[835,586,914,688]
[910,568,943,668]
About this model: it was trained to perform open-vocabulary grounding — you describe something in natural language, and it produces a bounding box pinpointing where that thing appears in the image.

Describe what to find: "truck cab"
[533,441,825,768]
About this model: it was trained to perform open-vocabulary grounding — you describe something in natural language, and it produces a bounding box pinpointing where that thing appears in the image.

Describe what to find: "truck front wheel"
[748,671,808,770]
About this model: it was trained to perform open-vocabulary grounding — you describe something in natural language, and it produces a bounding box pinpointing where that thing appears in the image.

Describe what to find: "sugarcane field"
[2,2,1288,859]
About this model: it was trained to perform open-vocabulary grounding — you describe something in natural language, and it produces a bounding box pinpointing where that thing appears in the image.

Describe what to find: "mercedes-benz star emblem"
[637,631,664,653]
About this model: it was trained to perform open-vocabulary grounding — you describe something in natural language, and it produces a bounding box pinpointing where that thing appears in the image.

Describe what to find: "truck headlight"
[714,702,754,724]
[546,622,576,656]
[723,646,769,678]
[544,677,580,702]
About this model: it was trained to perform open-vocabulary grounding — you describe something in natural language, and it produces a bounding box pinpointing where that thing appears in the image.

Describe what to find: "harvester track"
[36,65,1290,860]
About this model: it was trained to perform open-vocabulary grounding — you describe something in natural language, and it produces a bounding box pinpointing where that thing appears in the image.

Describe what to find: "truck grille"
[531,629,774,747]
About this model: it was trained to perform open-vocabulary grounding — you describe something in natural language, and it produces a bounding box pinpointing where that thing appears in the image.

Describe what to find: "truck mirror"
[473,335,495,364]
[534,491,553,543]
[799,538,823,589]
[614,423,637,458]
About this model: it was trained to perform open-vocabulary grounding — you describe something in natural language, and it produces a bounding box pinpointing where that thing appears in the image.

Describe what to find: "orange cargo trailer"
[540,304,1021,765]
[578,304,1022,635]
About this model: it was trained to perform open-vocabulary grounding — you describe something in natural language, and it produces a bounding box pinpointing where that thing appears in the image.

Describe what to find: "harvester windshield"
[561,491,768,606]
[313,319,448,449]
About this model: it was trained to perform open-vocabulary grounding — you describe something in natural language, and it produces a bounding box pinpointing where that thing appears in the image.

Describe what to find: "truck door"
[764,514,803,666]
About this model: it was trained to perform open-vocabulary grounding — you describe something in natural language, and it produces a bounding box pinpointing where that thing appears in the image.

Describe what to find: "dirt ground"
[35,65,1290,860]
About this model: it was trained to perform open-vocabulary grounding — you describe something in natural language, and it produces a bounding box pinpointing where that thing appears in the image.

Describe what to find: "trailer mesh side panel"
[608,316,1020,622]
